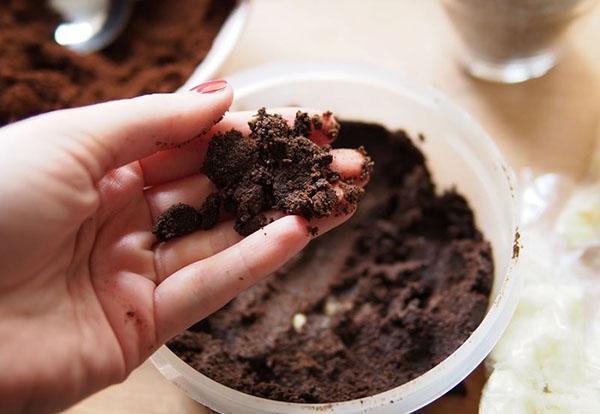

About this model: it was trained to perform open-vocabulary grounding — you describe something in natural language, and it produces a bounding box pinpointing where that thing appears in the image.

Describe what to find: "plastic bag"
[480,165,600,413]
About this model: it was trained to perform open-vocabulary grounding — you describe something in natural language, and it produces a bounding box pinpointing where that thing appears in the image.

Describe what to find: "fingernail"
[190,79,228,94]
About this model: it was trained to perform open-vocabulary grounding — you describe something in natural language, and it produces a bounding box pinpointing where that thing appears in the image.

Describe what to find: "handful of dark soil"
[153,109,372,241]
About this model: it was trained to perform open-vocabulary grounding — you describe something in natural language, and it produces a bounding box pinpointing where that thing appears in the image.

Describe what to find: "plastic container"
[151,63,522,414]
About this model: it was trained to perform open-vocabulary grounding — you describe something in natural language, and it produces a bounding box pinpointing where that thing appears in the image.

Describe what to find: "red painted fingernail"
[190,79,228,94]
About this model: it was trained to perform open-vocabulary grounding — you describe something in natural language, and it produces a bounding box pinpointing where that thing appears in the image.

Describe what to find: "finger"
[154,215,311,341]
[154,219,243,282]
[23,80,232,181]
[140,107,340,186]
[208,108,340,146]
[331,148,371,184]
[153,188,359,280]
[305,190,359,237]
[144,173,215,221]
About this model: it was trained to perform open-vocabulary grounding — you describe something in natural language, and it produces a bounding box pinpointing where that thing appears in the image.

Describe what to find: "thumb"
[23,80,232,180]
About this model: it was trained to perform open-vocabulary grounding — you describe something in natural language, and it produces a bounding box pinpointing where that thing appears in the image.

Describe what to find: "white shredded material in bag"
[480,129,600,413]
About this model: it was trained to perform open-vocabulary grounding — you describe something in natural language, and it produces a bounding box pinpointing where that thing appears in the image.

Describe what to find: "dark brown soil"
[153,203,201,243]
[153,109,369,241]
[0,0,235,126]
[167,121,494,403]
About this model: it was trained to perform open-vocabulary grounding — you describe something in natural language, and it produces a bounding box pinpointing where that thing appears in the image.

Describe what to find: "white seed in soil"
[324,297,353,316]
[292,313,307,333]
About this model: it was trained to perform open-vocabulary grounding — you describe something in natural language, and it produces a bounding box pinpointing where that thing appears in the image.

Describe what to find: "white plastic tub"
[151,63,521,414]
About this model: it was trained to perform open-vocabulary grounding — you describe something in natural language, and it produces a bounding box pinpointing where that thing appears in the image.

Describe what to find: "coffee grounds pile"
[0,0,235,126]
[153,109,370,240]
[167,121,494,403]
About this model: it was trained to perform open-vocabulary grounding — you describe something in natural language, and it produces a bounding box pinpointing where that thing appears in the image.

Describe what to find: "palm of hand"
[0,89,366,414]
[0,134,159,413]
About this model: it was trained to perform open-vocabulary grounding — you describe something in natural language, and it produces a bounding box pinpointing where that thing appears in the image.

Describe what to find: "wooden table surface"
[65,1,600,413]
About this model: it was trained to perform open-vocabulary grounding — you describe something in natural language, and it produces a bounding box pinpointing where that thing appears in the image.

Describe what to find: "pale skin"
[0,83,368,414]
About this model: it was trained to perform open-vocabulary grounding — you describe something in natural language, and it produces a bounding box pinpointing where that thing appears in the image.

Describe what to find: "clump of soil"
[0,0,235,126]
[153,204,201,243]
[167,121,494,403]
[153,109,370,241]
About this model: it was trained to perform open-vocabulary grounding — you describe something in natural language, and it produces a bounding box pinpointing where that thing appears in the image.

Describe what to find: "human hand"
[0,81,368,414]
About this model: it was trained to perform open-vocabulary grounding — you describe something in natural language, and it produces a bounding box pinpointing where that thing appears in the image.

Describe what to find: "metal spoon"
[51,0,135,54]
